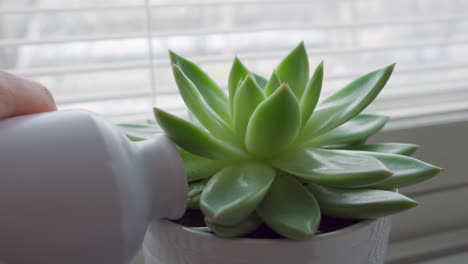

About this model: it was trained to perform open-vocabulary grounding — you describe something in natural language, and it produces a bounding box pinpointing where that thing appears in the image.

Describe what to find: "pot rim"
[154,217,380,244]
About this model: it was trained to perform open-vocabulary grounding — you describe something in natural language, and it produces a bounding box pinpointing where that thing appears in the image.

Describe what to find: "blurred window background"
[1,0,468,123]
[2,2,468,264]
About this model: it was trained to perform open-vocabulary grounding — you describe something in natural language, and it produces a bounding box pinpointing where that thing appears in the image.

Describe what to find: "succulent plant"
[131,42,442,240]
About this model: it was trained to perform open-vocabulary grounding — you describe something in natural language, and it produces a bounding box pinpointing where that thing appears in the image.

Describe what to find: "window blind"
[1,0,468,123]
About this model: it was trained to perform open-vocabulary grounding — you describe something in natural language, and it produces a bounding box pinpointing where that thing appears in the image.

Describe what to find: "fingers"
[0,70,57,120]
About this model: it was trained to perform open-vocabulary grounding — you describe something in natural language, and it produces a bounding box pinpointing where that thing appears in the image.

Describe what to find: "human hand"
[0,70,56,120]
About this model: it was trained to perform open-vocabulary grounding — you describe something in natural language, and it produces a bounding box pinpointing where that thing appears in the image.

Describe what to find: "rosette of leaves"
[134,42,442,240]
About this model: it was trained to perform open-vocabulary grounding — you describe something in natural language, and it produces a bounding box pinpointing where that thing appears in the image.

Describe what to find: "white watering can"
[0,110,188,264]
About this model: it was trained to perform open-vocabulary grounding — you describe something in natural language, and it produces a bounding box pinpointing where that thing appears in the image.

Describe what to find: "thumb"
[0,70,57,120]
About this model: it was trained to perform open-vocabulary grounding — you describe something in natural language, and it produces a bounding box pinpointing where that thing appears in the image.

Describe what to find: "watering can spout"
[133,135,188,221]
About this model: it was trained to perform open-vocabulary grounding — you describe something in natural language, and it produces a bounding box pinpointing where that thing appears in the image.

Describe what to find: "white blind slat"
[3,20,468,47]
[1,0,467,122]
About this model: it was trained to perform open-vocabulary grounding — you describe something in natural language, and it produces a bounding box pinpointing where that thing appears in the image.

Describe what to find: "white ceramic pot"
[142,217,391,264]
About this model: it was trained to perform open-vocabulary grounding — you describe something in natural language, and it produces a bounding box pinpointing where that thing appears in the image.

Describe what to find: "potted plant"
[124,42,442,264]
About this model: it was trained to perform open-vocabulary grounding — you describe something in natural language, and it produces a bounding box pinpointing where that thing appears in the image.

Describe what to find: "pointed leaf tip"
[233,74,265,142]
[296,42,306,54]
[245,82,301,157]
[276,42,309,99]
[338,150,443,189]
[300,63,395,139]
[307,183,418,219]
[274,148,392,188]
[172,64,233,139]
[305,114,389,147]
[228,56,250,112]
[169,51,230,121]
[336,143,420,156]
[300,61,324,126]
[168,50,177,62]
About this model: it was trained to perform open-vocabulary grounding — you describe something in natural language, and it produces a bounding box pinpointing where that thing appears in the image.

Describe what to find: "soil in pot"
[175,209,360,239]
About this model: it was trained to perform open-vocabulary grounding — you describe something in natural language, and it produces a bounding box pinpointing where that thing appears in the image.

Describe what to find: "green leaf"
[154,108,246,160]
[340,143,419,156]
[179,149,229,182]
[276,42,309,98]
[228,57,249,110]
[273,148,392,188]
[299,64,395,140]
[233,75,266,142]
[306,183,417,219]
[245,84,301,158]
[172,65,233,139]
[169,51,230,120]
[253,73,268,88]
[264,70,282,96]
[118,123,160,141]
[188,195,201,209]
[321,138,369,150]
[300,61,323,126]
[305,114,389,147]
[256,175,320,240]
[338,150,442,189]
[205,214,262,238]
[188,180,207,209]
[200,162,275,226]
